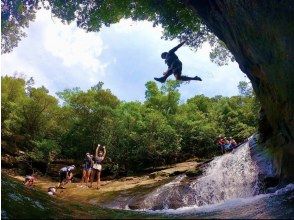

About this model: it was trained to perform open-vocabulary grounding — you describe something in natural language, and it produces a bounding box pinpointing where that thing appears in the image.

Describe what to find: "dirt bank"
[3,159,201,207]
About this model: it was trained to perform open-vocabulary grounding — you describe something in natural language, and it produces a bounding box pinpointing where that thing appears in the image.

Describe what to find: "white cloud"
[1,8,248,102]
[1,9,110,96]
[42,12,107,74]
[1,45,55,91]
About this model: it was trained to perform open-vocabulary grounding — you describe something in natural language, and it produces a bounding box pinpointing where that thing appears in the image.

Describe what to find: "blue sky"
[1,9,248,102]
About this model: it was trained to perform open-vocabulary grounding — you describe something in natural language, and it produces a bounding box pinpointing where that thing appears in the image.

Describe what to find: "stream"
[106,139,294,218]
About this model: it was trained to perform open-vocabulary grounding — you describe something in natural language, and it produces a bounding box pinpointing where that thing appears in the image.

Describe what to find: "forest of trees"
[1,75,259,175]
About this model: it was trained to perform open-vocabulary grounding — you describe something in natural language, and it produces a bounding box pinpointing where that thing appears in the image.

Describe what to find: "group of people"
[217,135,238,154]
[57,144,106,190]
[81,144,106,189]
[23,144,107,195]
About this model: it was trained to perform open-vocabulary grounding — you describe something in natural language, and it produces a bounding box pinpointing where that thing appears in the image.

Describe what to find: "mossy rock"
[168,170,186,177]
[1,175,161,219]
[185,168,203,177]
[149,171,170,179]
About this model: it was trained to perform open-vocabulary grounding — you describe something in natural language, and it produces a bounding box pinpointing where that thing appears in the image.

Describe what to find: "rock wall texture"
[185,0,294,180]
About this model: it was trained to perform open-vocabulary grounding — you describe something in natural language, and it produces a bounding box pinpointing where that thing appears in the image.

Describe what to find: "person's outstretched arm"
[169,40,186,53]
[95,144,100,158]
[102,146,106,158]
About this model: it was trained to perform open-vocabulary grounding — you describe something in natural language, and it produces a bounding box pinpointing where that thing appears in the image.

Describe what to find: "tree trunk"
[185,0,294,180]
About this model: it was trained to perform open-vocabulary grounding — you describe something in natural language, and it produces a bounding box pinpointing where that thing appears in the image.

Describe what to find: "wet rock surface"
[186,0,294,180]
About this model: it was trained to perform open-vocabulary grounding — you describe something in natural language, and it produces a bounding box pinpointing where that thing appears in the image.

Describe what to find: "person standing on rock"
[90,144,106,189]
[154,40,202,83]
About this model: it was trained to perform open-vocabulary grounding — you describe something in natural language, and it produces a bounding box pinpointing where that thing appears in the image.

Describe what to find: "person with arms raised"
[90,144,106,189]
[154,41,202,83]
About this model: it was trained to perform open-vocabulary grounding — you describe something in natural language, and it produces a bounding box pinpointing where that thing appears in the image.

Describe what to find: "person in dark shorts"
[81,152,93,186]
[154,41,202,83]
[90,144,106,189]
[58,165,75,189]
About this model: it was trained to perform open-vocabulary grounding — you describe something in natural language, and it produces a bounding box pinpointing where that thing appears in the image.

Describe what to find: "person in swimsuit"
[90,144,106,189]
[154,41,202,83]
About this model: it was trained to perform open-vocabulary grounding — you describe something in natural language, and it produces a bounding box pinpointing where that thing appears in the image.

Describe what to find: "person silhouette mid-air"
[154,41,202,83]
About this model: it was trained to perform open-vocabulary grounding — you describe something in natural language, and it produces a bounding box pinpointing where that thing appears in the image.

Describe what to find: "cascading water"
[138,141,262,210]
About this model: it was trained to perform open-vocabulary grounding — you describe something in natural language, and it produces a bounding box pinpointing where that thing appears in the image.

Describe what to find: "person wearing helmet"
[58,165,75,189]
[154,41,202,83]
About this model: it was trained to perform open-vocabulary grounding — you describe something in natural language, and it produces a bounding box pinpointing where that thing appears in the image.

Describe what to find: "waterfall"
[139,142,262,210]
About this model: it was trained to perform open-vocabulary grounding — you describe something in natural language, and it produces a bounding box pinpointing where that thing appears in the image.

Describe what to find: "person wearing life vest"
[90,144,106,189]
[154,41,202,83]
[58,165,75,189]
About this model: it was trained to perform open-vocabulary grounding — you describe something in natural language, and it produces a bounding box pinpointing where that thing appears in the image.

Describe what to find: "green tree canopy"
[1,0,234,65]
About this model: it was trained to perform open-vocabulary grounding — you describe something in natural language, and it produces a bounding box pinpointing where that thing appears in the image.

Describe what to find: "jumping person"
[90,144,106,189]
[154,41,202,83]
[58,165,75,189]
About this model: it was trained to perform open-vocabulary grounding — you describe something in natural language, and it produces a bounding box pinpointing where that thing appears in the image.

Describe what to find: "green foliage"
[1,75,259,175]
[238,81,253,97]
[21,86,59,139]
[28,139,61,162]
[1,0,39,53]
[2,0,234,65]
[1,75,27,136]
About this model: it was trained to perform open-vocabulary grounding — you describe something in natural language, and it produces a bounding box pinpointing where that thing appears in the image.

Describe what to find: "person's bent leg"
[58,180,63,188]
[179,75,202,81]
[58,172,65,188]
[154,70,173,83]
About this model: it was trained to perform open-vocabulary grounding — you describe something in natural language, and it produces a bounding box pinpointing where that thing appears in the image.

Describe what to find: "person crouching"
[58,165,75,189]
[47,187,57,196]
[24,175,36,187]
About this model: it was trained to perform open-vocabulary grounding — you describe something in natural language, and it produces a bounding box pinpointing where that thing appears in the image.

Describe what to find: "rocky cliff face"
[186,0,294,181]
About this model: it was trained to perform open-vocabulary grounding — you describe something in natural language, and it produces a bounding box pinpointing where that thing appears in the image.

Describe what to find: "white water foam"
[140,142,262,210]
[139,183,294,215]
